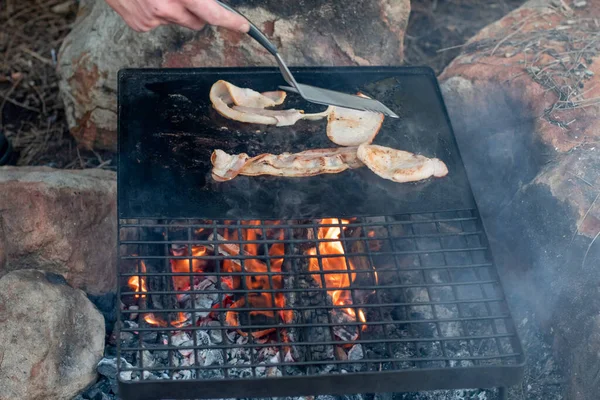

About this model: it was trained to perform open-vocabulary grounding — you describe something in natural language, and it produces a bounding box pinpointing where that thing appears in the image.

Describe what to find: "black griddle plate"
[117,67,475,220]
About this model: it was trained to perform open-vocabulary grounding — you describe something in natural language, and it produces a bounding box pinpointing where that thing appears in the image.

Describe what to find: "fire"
[128,260,148,298]
[308,218,366,329]
[221,222,292,336]
[126,218,366,339]
[143,313,167,327]
[170,245,208,291]
[127,260,191,328]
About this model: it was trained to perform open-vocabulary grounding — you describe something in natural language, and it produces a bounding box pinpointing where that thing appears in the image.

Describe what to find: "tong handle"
[215,0,278,56]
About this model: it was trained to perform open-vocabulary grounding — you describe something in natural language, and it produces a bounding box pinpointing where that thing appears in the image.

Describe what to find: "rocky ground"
[3,1,600,400]
[1,0,524,166]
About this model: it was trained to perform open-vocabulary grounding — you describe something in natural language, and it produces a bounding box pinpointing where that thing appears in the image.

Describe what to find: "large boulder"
[0,269,105,400]
[439,1,600,399]
[57,0,411,151]
[0,167,117,295]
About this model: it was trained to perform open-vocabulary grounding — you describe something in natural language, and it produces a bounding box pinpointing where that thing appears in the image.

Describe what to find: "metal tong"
[215,1,399,118]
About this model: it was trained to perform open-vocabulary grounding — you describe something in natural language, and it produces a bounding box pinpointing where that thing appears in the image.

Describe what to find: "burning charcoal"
[119,331,136,347]
[142,371,159,380]
[97,357,133,380]
[178,341,194,357]
[229,368,253,378]
[180,353,195,367]
[320,364,336,374]
[175,370,194,380]
[256,366,266,376]
[141,350,156,368]
[335,346,348,360]
[257,347,278,362]
[331,309,360,341]
[333,326,359,342]
[284,350,294,363]
[119,370,133,381]
[171,332,191,347]
[316,396,337,400]
[196,330,212,346]
[128,305,139,320]
[266,366,282,377]
[207,321,224,343]
[194,294,217,318]
[204,349,225,366]
[235,334,248,345]
[348,344,364,361]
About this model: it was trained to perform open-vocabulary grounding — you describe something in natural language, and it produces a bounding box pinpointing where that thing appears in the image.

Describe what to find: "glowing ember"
[144,313,167,327]
[126,218,366,339]
[221,223,292,336]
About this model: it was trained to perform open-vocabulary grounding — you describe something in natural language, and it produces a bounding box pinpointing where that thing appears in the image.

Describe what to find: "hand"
[105,0,250,33]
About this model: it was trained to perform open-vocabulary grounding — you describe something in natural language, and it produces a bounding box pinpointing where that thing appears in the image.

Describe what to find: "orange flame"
[170,312,189,328]
[308,218,366,329]
[170,245,208,291]
[144,313,167,327]
[128,260,148,298]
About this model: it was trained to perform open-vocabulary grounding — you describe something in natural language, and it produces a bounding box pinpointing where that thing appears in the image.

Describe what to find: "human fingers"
[184,0,250,32]
[149,1,207,30]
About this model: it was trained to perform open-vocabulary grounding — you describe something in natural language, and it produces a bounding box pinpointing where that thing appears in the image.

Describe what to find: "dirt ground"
[0,0,526,168]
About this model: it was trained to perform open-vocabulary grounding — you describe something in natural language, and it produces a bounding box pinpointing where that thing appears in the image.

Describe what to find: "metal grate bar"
[117,212,524,388]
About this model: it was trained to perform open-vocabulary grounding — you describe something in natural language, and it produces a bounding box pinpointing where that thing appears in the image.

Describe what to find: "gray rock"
[0,167,116,295]
[0,269,105,400]
[439,1,600,398]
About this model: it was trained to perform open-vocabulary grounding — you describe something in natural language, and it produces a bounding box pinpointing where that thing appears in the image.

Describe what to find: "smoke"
[442,76,600,398]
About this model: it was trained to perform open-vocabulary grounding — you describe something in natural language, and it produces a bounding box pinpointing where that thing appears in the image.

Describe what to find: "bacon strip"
[326,94,385,147]
[211,147,364,182]
[210,80,331,127]
[357,144,448,183]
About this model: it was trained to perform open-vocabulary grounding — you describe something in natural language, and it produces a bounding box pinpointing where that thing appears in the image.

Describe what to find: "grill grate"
[117,210,524,399]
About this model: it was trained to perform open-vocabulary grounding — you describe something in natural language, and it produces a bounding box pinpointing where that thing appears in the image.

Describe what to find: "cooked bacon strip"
[357,144,448,183]
[326,94,385,146]
[210,80,331,126]
[232,105,331,127]
[223,80,286,108]
[211,147,363,182]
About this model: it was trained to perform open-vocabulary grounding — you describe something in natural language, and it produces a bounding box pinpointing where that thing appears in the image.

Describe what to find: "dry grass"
[404,0,527,74]
[0,0,114,169]
[454,5,600,127]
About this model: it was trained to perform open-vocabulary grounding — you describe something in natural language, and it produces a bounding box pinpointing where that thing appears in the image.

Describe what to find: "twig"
[582,230,600,269]
[96,159,112,169]
[570,190,599,244]
[76,147,85,168]
[0,78,22,126]
[18,45,54,66]
[0,91,41,114]
[437,43,469,53]
[491,22,529,56]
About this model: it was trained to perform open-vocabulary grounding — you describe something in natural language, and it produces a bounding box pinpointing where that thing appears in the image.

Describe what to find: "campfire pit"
[116,67,524,400]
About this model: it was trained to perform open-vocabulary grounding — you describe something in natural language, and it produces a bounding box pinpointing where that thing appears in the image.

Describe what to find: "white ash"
[97,357,133,379]
[348,344,363,361]
[128,305,139,320]
[196,329,212,346]
[171,332,191,347]
[174,370,194,380]
[331,309,360,341]
[203,349,225,366]
[207,321,224,343]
